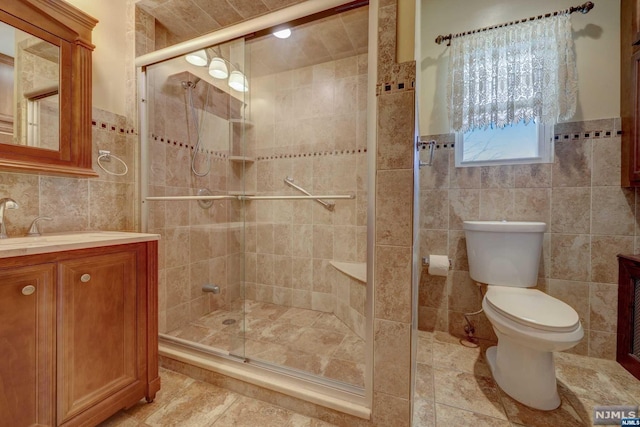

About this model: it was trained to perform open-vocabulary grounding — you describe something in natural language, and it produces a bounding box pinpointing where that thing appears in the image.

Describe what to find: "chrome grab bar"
[145,193,355,203]
[146,195,237,201]
[242,195,353,201]
[283,176,335,211]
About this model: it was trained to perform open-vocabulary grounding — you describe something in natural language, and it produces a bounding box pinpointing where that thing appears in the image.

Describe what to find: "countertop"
[0,231,160,258]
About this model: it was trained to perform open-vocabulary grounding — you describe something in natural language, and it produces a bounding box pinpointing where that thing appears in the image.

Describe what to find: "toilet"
[463,220,583,410]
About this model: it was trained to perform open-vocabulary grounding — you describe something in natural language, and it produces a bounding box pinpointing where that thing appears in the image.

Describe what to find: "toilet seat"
[484,286,580,332]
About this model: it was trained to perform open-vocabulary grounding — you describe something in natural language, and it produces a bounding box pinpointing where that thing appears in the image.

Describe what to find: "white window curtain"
[447,14,578,133]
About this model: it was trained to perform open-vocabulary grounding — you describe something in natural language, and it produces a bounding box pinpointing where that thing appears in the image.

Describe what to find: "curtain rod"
[434,1,594,46]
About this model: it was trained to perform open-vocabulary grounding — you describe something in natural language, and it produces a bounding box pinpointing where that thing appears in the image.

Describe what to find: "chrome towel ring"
[97,150,128,176]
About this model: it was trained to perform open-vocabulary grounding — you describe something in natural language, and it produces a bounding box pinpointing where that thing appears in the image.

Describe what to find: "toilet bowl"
[463,221,583,410]
[482,286,583,410]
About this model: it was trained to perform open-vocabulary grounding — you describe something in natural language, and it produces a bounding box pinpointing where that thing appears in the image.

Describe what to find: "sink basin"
[0,231,160,258]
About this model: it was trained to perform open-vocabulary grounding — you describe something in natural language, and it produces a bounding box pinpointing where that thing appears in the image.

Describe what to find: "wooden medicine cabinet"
[0,0,98,177]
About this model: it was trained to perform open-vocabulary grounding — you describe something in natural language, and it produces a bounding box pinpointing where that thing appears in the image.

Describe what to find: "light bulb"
[228,70,248,92]
[273,28,291,39]
[185,49,207,66]
[208,57,229,79]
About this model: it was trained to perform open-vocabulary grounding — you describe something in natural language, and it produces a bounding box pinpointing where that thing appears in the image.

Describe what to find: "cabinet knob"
[80,274,91,283]
[22,285,36,296]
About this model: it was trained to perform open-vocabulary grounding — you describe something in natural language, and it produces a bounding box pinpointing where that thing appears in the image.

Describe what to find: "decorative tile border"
[257,148,367,161]
[420,119,623,150]
[91,119,136,135]
[554,129,622,142]
[148,131,367,161]
[376,79,416,95]
[150,133,228,159]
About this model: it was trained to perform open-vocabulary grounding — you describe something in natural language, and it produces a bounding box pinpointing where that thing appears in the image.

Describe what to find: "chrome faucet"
[0,198,19,239]
[27,216,53,237]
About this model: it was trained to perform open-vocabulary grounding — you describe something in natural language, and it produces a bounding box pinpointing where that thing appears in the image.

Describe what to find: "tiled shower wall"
[244,54,369,338]
[145,68,242,334]
[145,53,370,336]
[419,118,628,360]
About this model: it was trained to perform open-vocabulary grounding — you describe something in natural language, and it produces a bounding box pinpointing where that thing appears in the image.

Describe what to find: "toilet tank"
[463,221,546,287]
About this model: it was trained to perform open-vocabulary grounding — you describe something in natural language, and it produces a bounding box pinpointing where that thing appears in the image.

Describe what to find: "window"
[454,120,554,167]
[446,14,576,168]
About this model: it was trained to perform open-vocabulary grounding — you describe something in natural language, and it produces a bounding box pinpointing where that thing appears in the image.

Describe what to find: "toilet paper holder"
[422,256,452,269]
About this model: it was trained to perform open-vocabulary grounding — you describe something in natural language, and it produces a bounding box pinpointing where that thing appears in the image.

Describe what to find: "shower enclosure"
[140,4,370,395]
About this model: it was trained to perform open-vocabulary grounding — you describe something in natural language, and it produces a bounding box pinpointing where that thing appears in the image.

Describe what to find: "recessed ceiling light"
[273,28,291,39]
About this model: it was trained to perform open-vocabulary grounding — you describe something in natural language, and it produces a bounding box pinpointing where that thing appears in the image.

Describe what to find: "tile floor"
[102,324,640,426]
[413,330,640,426]
[165,300,365,388]
[99,367,338,426]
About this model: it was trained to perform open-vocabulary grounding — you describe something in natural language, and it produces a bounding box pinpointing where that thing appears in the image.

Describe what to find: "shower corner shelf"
[228,156,255,163]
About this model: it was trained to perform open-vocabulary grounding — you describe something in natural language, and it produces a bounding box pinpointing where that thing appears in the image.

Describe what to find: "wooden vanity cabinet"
[621,0,640,186]
[0,241,159,427]
[0,264,56,427]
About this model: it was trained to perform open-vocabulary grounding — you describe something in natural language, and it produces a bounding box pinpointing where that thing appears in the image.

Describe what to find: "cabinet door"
[57,251,138,424]
[631,50,640,184]
[634,0,640,47]
[0,264,55,427]
[618,255,640,379]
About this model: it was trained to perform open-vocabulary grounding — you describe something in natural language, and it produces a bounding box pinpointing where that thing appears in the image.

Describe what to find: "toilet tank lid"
[463,221,547,232]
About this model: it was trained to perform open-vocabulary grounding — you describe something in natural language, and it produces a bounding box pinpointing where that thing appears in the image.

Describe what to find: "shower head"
[181,77,201,89]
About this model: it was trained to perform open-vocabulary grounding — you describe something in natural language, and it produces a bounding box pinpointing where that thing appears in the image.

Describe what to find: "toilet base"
[486,341,561,410]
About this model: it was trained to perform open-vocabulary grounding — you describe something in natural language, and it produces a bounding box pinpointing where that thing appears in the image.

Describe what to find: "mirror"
[0,0,97,176]
[0,21,60,151]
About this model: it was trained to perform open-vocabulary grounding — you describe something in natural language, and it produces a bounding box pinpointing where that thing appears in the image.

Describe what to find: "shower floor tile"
[165,300,366,388]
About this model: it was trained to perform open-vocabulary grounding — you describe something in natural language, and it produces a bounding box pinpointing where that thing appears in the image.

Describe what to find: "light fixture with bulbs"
[184,48,248,92]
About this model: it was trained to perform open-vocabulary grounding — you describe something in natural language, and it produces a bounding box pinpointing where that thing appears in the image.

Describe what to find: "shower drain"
[222,319,236,325]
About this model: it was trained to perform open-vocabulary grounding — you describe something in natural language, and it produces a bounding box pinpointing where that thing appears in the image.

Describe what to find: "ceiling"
[136,0,368,77]
[136,0,308,41]
[248,6,368,77]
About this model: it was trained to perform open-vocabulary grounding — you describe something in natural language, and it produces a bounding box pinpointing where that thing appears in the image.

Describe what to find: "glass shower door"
[143,38,249,361]
[141,1,371,390]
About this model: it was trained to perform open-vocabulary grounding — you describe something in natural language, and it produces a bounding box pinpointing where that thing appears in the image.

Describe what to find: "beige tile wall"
[145,84,236,334]
[146,52,369,339]
[418,118,627,360]
[0,108,137,237]
[245,55,368,338]
[371,1,417,425]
